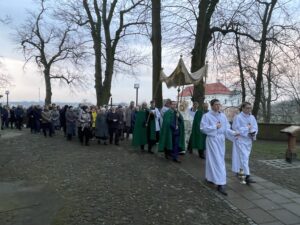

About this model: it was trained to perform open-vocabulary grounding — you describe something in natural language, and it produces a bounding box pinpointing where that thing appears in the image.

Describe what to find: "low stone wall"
[257,123,300,141]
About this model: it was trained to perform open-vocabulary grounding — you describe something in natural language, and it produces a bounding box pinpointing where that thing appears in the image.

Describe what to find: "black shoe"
[199,153,205,159]
[148,150,154,154]
[115,143,119,146]
[165,153,169,159]
[217,185,228,196]
[205,179,214,185]
[173,159,181,163]
[246,176,256,184]
[104,142,107,145]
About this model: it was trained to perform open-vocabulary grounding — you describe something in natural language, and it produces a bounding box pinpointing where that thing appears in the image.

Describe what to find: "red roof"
[180,82,231,97]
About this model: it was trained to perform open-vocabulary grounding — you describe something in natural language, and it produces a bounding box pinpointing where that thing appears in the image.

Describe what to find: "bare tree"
[16,0,86,105]
[60,0,148,106]
[0,60,11,91]
[151,0,162,107]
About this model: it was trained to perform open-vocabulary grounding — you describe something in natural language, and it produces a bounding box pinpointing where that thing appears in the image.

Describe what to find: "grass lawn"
[225,139,300,160]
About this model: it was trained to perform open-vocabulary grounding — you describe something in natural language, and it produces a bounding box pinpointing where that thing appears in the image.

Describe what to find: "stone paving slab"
[282,203,300,217]
[264,193,293,204]
[291,198,300,204]
[250,198,282,211]
[259,159,300,170]
[268,209,300,225]
[259,181,283,190]
[227,197,256,210]
[274,189,300,199]
[240,190,264,201]
[241,208,277,224]
[260,222,284,225]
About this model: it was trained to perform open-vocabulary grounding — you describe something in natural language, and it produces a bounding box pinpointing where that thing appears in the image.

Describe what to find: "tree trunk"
[266,61,272,123]
[100,57,114,106]
[151,0,162,108]
[94,41,103,106]
[44,67,52,105]
[191,0,219,109]
[235,34,246,102]
[83,0,103,106]
[252,0,277,118]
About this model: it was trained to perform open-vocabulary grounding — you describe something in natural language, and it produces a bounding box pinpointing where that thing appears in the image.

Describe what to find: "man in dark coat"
[15,105,25,130]
[60,105,68,136]
[107,106,122,145]
[158,101,185,162]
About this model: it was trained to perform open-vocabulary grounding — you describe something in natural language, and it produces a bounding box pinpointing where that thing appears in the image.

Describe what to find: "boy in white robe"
[200,99,238,196]
[232,102,258,184]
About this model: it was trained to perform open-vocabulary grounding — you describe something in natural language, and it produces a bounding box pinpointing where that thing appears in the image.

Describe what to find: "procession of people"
[0,98,258,196]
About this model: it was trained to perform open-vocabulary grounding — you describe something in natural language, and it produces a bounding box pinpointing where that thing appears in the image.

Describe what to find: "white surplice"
[231,112,258,175]
[150,107,161,131]
[200,110,235,185]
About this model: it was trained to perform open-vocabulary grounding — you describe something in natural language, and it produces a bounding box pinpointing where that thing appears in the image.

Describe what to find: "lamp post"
[5,90,9,107]
[134,83,140,106]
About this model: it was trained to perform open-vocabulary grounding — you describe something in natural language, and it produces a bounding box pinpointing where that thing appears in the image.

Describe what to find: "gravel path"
[0,129,251,225]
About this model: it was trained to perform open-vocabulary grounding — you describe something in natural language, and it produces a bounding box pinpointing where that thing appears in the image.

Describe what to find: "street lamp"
[5,90,9,107]
[134,83,140,106]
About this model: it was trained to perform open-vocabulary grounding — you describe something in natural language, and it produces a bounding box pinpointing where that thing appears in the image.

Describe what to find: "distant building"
[179,81,242,121]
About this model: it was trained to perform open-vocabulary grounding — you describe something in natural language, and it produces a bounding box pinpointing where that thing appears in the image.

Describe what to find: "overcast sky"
[0,0,216,105]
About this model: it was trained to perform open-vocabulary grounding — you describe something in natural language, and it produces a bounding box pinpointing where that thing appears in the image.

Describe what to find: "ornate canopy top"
[160,56,207,88]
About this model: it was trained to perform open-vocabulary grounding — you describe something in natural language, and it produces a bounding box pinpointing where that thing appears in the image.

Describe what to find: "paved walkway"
[178,153,300,225]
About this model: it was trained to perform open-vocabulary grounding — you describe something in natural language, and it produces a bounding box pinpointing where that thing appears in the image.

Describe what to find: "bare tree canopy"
[57,0,149,106]
[15,0,87,105]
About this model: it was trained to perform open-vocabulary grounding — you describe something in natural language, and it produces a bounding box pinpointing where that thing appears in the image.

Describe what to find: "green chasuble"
[158,109,185,152]
[189,110,207,151]
[132,109,156,146]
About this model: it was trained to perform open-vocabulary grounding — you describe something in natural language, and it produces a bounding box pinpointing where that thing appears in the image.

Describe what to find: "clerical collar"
[241,112,250,117]
[211,110,220,116]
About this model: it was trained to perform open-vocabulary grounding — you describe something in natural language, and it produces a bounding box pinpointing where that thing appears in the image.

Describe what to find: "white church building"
[179,81,242,121]
[180,81,241,107]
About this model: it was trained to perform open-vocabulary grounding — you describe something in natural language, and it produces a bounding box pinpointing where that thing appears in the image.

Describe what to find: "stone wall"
[258,123,300,141]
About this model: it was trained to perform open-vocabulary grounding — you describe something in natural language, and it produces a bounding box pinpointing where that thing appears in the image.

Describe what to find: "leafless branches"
[15,0,88,104]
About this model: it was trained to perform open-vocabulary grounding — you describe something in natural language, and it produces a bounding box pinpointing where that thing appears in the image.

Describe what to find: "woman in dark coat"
[95,108,109,145]
[66,106,76,140]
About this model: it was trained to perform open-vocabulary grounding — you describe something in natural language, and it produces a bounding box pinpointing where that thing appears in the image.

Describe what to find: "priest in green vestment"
[188,102,209,159]
[158,101,185,162]
[132,102,156,153]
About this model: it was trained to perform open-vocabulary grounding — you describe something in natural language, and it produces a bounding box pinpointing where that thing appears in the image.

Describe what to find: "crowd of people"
[0,98,258,196]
